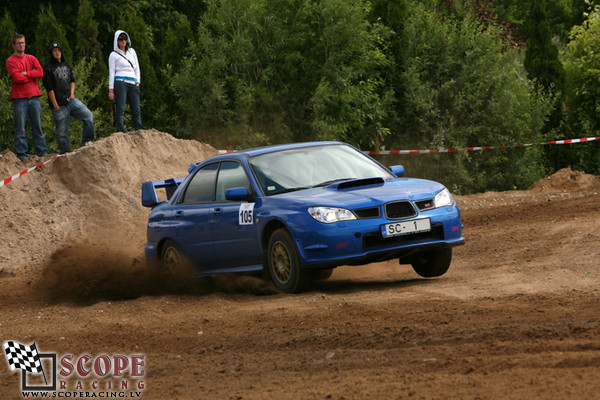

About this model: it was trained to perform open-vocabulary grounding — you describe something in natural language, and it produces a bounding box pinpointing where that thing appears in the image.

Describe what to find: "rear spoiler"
[141,178,185,208]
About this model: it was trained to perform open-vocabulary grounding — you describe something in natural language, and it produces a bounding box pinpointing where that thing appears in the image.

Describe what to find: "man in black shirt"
[43,41,94,154]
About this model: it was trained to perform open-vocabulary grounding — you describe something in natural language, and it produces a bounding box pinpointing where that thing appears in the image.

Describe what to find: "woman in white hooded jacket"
[108,30,144,133]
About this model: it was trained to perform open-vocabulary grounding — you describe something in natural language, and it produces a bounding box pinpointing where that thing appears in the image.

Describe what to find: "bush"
[384,3,552,194]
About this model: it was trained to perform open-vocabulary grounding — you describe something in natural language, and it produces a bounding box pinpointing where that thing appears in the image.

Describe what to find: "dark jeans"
[114,80,144,133]
[52,98,95,153]
[13,97,47,159]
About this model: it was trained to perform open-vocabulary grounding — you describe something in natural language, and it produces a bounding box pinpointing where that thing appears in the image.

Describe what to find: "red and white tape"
[365,136,600,155]
[217,135,600,155]
[2,135,598,189]
[0,155,60,189]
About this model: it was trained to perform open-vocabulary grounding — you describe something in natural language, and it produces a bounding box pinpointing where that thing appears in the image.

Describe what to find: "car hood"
[278,177,446,208]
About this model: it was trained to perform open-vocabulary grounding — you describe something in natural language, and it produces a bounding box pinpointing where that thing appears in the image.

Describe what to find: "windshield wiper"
[272,186,310,195]
[313,178,356,187]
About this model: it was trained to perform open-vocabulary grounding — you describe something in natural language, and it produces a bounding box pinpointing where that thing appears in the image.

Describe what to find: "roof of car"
[235,141,343,157]
[203,141,346,165]
[189,141,355,173]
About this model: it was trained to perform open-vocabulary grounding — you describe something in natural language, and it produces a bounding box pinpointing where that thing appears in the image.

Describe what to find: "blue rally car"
[142,142,465,293]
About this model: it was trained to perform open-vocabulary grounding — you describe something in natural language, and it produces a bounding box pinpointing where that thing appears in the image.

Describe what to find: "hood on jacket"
[113,30,131,53]
[48,41,65,63]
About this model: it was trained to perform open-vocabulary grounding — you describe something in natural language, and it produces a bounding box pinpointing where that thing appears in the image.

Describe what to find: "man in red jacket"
[6,33,47,161]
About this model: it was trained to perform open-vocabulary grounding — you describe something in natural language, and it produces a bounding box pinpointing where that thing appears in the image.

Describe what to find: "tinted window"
[181,163,218,203]
[215,161,251,201]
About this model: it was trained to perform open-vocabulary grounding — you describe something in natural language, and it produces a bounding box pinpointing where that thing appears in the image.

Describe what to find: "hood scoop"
[337,177,384,190]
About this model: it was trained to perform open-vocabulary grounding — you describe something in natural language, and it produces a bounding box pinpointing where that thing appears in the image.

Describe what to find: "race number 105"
[239,203,255,225]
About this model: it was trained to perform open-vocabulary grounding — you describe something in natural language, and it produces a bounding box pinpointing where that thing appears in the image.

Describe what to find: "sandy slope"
[0,129,217,274]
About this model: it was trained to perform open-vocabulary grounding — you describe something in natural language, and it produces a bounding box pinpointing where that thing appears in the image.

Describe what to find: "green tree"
[307,0,391,146]
[0,2,42,44]
[172,0,390,149]
[0,12,16,152]
[524,0,567,171]
[390,2,551,193]
[161,13,193,70]
[571,0,600,26]
[35,5,72,62]
[367,0,408,148]
[76,0,106,85]
[151,13,194,133]
[0,11,16,70]
[478,0,574,42]
[171,0,285,146]
[524,0,565,95]
[563,6,600,173]
[0,74,14,153]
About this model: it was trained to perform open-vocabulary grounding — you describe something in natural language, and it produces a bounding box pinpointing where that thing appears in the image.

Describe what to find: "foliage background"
[0,0,598,194]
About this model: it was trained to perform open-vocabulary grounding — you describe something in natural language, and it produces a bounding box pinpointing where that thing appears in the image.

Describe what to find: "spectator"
[43,41,95,154]
[108,30,144,133]
[6,33,47,162]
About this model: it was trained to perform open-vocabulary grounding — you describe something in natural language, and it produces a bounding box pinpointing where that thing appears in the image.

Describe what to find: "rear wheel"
[266,229,311,293]
[161,239,185,275]
[410,248,452,278]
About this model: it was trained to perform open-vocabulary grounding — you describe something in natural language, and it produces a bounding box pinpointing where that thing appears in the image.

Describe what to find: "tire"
[410,248,452,278]
[266,229,311,293]
[160,239,186,276]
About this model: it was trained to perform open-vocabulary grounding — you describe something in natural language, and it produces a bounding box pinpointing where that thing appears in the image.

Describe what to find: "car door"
[171,162,218,269]
[209,161,262,269]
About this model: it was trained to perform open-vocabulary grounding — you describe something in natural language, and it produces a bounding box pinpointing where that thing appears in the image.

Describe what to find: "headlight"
[307,207,357,223]
[433,188,454,208]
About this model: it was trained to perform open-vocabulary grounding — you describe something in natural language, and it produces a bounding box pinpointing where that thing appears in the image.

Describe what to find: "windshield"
[249,144,394,196]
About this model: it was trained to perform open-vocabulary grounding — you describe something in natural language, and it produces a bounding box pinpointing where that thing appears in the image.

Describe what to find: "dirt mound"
[0,129,217,274]
[529,167,600,193]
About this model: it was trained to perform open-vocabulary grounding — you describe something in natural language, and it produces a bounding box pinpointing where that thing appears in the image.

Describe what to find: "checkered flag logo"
[3,341,43,374]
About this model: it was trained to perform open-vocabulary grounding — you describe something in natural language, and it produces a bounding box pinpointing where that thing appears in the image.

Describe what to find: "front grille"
[363,223,444,250]
[354,207,380,219]
[415,199,434,211]
[385,201,417,219]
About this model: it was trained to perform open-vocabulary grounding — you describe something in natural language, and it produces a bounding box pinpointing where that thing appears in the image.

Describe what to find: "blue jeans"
[13,97,47,159]
[52,97,95,154]
[114,81,144,133]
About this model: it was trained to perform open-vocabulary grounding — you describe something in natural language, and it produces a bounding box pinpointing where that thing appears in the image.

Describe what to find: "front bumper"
[291,205,464,269]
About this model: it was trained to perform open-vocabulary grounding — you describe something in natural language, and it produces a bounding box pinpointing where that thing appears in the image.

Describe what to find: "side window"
[181,163,218,204]
[215,161,251,201]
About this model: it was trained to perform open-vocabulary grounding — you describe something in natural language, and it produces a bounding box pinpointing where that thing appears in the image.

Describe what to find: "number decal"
[239,203,255,225]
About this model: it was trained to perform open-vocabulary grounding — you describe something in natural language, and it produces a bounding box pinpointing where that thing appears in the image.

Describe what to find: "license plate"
[381,218,431,237]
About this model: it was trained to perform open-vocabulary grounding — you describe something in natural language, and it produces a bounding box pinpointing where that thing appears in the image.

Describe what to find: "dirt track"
[1,132,599,399]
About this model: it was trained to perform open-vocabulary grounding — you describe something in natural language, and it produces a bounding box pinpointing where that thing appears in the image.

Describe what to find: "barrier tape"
[0,155,60,189]
[2,135,598,189]
[217,135,600,155]
[365,136,600,155]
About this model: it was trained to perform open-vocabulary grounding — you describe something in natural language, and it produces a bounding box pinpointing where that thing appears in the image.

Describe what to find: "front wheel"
[266,229,311,293]
[410,248,452,278]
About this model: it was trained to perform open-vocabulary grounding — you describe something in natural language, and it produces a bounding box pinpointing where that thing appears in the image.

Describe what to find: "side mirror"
[225,187,250,201]
[390,165,405,177]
